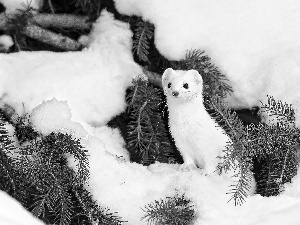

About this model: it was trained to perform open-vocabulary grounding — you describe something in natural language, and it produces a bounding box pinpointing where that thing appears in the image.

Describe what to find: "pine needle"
[133,19,154,62]
[142,194,195,225]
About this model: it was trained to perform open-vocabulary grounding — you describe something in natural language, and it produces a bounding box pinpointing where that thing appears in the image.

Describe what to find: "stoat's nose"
[172,91,179,97]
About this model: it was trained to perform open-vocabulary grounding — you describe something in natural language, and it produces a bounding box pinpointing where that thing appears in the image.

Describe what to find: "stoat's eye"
[183,83,189,89]
[168,83,171,88]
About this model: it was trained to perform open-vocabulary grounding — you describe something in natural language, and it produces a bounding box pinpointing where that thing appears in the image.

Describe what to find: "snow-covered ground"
[0,11,142,127]
[30,98,300,225]
[0,2,300,224]
[0,191,44,225]
[114,0,300,126]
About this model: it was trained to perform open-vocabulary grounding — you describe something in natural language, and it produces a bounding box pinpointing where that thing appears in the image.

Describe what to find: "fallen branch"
[0,12,91,31]
[23,24,83,51]
[0,13,8,28]
[32,14,91,30]
[0,12,89,51]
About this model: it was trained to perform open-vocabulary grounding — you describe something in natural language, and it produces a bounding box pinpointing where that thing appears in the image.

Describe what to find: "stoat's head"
[162,68,203,101]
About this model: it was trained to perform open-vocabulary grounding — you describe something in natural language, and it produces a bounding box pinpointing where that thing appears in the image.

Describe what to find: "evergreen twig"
[0,114,16,195]
[171,49,233,99]
[126,77,174,165]
[133,19,154,62]
[206,96,254,205]
[142,194,195,225]
[251,100,299,196]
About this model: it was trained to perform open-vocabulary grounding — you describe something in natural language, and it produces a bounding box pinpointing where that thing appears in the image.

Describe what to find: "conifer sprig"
[0,110,125,224]
[142,194,195,225]
[72,0,102,18]
[14,132,89,224]
[133,19,155,62]
[248,97,300,196]
[0,113,17,195]
[73,187,125,225]
[205,96,254,205]
[206,95,300,203]
[171,49,233,98]
[126,77,174,165]
[260,95,295,124]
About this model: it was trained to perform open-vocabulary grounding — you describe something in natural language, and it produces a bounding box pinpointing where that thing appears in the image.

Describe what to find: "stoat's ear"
[188,70,202,85]
[162,68,174,85]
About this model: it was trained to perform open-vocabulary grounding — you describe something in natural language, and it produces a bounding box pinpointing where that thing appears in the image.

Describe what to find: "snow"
[113,0,300,126]
[0,0,43,13]
[30,99,300,225]
[0,35,13,52]
[0,3,300,225]
[31,98,88,139]
[0,190,44,225]
[248,201,300,225]
[0,11,142,128]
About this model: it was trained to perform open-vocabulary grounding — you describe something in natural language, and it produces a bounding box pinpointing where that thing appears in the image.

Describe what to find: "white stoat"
[162,68,231,174]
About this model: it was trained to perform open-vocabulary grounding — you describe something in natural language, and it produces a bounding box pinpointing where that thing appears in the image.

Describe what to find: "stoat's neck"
[167,94,208,116]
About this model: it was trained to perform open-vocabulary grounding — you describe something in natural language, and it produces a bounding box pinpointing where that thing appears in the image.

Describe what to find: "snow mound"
[92,125,130,161]
[31,98,88,139]
[0,35,13,52]
[28,98,300,225]
[114,0,300,126]
[283,167,300,198]
[0,10,142,127]
[0,190,44,225]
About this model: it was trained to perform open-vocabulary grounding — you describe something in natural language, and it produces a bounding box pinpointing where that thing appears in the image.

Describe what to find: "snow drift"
[0,11,142,127]
[114,0,300,126]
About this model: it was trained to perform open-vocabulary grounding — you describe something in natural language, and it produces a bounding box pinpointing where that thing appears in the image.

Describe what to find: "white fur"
[162,68,230,174]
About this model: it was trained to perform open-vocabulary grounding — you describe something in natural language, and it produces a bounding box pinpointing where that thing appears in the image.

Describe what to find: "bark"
[23,24,82,51]
[0,13,8,28]
[32,14,91,30]
[0,12,90,51]
[0,12,91,31]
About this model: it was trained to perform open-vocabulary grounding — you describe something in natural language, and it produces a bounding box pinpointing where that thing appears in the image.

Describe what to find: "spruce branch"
[253,122,299,196]
[249,96,300,196]
[0,113,17,195]
[260,95,295,124]
[133,19,154,62]
[14,114,39,144]
[171,49,232,98]
[72,187,125,225]
[31,188,53,219]
[142,194,195,225]
[227,166,254,206]
[126,77,174,165]
[73,188,94,224]
[72,0,102,18]
[14,131,90,224]
[205,96,254,205]
[0,150,16,194]
[53,187,73,225]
